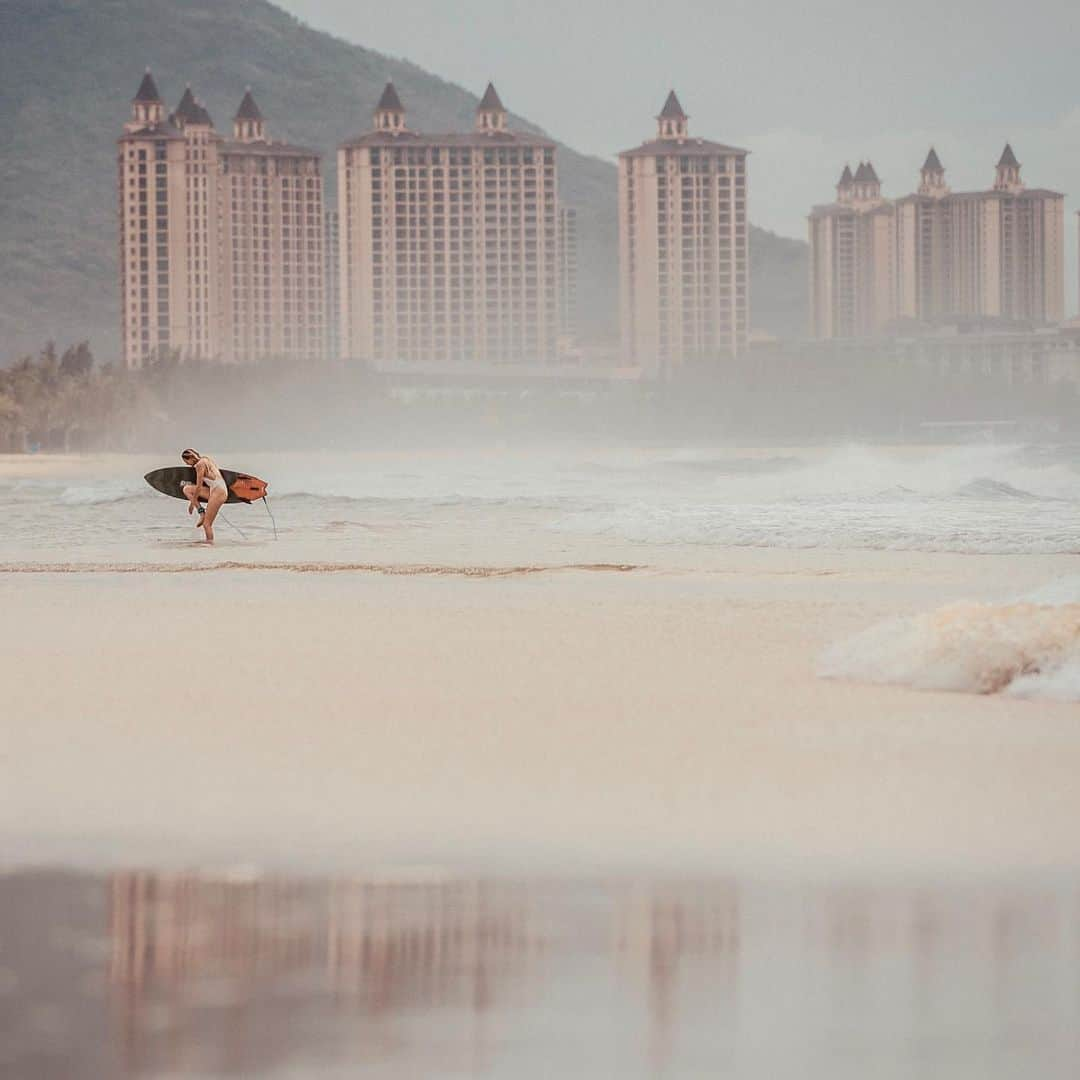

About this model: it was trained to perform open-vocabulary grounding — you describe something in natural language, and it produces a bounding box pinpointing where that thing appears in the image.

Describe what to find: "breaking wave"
[550,445,1080,554]
[59,484,147,506]
[952,478,1048,501]
[551,499,1079,554]
[5,443,1080,557]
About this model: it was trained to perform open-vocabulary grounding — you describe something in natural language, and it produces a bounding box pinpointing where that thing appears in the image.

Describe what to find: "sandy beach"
[5,448,1080,1077]
[5,544,1080,876]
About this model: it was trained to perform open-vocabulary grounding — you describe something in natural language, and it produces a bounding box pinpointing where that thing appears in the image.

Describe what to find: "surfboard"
[144,467,268,505]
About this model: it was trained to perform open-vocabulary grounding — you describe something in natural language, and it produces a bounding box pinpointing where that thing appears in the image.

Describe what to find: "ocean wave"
[952,477,1048,501]
[551,501,1080,554]
[59,484,147,506]
[267,489,594,513]
[653,454,803,476]
[820,580,1080,702]
[701,444,1080,504]
[3,444,1079,559]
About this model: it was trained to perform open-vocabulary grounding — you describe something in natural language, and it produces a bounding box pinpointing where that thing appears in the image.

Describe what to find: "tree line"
[0,343,161,452]
[4,339,1079,453]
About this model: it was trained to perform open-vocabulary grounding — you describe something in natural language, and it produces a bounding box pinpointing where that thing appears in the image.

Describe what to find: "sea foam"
[820,577,1080,702]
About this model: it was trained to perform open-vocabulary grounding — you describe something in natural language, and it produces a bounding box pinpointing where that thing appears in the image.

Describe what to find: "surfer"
[180,448,227,544]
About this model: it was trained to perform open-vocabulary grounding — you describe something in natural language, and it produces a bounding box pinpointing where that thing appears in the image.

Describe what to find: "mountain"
[0,0,808,360]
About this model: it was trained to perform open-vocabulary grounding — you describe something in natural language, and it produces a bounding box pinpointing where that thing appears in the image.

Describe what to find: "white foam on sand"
[821,576,1080,701]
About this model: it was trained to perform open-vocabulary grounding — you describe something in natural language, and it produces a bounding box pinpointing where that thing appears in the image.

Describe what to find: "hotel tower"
[337,82,560,369]
[894,146,1064,325]
[118,72,325,368]
[807,162,895,339]
[809,144,1065,339]
[618,92,749,376]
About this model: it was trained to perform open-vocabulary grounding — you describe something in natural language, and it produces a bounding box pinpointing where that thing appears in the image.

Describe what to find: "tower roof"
[658,90,686,120]
[235,88,262,121]
[134,70,161,103]
[853,161,869,182]
[923,147,943,171]
[478,82,505,111]
[376,81,404,112]
[174,86,199,122]
[839,164,853,184]
[997,143,1019,168]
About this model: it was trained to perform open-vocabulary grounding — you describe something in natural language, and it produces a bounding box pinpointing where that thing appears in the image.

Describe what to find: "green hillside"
[0,0,808,360]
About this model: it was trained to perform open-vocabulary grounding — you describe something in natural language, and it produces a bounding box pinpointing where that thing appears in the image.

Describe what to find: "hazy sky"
[279,0,1080,307]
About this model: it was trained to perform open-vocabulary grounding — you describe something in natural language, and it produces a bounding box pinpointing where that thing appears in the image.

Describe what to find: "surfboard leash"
[220,512,247,540]
[262,496,278,540]
[202,506,247,541]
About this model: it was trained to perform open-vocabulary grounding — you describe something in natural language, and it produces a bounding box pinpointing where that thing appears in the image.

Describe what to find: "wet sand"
[4,868,1079,1080]
[4,548,1080,875]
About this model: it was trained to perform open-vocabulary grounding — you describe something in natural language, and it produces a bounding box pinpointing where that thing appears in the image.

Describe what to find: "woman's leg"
[201,486,227,543]
[182,482,212,516]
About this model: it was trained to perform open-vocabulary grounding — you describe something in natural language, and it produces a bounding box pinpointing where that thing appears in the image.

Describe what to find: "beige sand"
[3,549,1080,875]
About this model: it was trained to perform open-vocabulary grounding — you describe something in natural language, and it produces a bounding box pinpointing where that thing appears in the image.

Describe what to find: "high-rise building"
[896,145,1064,326]
[618,91,749,376]
[171,86,219,362]
[118,71,191,368]
[217,90,325,365]
[808,162,896,338]
[557,204,578,342]
[811,144,1066,340]
[338,82,559,370]
[117,73,325,368]
[894,149,952,324]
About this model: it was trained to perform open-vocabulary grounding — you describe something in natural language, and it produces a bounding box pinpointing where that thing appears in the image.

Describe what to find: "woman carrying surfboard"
[180,448,227,544]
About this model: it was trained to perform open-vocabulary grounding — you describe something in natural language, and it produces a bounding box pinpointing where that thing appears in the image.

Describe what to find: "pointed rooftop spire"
[134,69,161,103]
[475,81,508,132]
[658,90,686,120]
[839,164,854,184]
[864,161,880,183]
[478,82,504,112]
[997,143,1019,169]
[376,81,404,112]
[373,80,407,134]
[174,85,198,122]
[923,147,943,172]
[853,161,869,182]
[235,88,262,121]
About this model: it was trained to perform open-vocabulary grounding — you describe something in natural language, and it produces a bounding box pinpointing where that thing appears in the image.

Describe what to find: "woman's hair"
[181,448,200,462]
